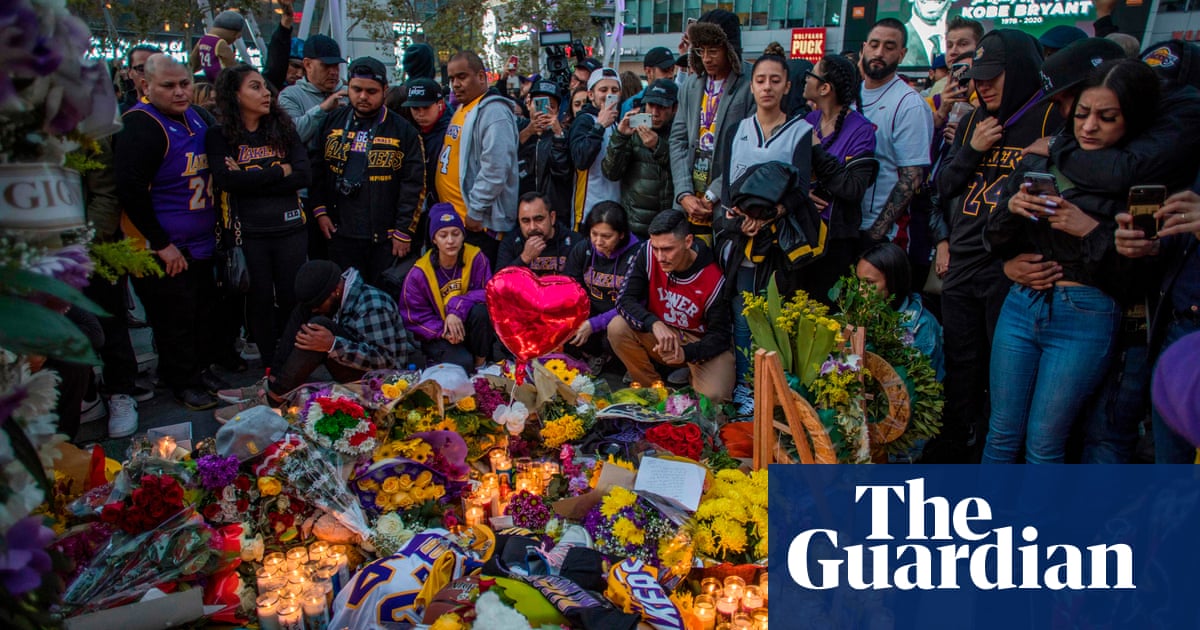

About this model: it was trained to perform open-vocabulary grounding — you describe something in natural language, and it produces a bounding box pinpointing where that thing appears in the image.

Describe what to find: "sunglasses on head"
[805,69,827,83]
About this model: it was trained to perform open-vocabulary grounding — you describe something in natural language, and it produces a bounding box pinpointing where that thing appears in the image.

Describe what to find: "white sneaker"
[80,392,107,423]
[107,394,139,438]
[240,342,261,362]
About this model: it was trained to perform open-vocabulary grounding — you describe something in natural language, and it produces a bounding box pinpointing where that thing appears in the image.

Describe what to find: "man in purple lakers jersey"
[115,54,222,411]
[190,10,244,85]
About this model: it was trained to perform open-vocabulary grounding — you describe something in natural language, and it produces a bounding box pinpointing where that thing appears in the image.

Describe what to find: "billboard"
[790,28,828,63]
[844,0,1155,68]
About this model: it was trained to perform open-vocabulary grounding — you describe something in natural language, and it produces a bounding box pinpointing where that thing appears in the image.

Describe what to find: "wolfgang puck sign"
[790,28,826,63]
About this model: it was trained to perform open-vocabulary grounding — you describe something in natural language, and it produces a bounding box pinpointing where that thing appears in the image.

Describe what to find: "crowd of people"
[76,7,1200,465]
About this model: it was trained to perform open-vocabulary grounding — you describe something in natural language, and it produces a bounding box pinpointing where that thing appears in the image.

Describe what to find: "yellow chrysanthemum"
[540,414,584,448]
[601,487,638,518]
[612,517,645,546]
[712,519,748,555]
[455,396,477,412]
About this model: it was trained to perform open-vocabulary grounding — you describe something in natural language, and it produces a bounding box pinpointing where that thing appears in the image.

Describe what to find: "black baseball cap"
[1039,38,1125,102]
[643,47,675,70]
[303,34,343,64]
[641,78,678,106]
[576,57,602,74]
[1039,25,1088,52]
[348,56,388,86]
[402,78,442,107]
[529,80,561,100]
[964,32,1006,81]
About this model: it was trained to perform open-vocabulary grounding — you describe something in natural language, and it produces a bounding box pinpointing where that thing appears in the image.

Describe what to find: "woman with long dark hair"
[206,64,310,370]
[803,53,879,300]
[564,201,641,369]
[983,59,1161,463]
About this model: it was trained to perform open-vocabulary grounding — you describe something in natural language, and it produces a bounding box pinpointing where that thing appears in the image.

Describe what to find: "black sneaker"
[200,368,233,394]
[174,387,218,411]
[129,384,155,402]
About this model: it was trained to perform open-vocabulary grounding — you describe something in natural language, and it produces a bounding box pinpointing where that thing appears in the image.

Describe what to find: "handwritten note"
[634,457,706,512]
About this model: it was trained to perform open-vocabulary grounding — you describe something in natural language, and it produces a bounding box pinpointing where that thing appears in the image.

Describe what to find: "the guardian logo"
[788,478,1136,591]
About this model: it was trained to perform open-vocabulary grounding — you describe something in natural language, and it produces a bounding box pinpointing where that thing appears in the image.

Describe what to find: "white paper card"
[634,456,706,512]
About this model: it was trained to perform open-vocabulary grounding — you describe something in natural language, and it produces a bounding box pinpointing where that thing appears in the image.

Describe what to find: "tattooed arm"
[867,165,926,242]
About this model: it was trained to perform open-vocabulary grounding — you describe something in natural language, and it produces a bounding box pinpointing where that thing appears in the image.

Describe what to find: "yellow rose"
[393,491,414,508]
[381,477,402,494]
[429,484,445,499]
[257,476,282,496]
[357,478,380,492]
[415,470,434,487]
[455,396,477,412]
[397,475,415,491]
[381,383,401,399]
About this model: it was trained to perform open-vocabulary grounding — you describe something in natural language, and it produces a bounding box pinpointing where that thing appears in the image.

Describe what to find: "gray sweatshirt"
[278,77,346,151]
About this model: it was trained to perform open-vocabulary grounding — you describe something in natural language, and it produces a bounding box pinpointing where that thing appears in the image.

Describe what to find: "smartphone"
[630,113,652,129]
[1024,172,1059,198]
[951,62,971,88]
[1128,184,1167,239]
[605,93,620,109]
[533,96,550,115]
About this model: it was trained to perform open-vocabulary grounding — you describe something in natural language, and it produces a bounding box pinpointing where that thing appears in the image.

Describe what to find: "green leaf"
[0,267,107,316]
[0,296,100,364]
[2,420,52,500]
[766,275,792,369]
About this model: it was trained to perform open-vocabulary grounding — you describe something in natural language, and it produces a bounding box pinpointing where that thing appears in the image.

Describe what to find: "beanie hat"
[294,260,343,309]
[428,203,466,240]
[688,9,743,76]
[216,406,289,462]
[1152,330,1200,448]
[403,43,437,81]
[213,10,245,32]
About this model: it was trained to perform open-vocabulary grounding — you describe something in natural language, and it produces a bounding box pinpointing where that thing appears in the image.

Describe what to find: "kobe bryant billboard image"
[846,0,1155,69]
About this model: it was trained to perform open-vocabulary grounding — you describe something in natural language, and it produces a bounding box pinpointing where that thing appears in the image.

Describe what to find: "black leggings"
[243,228,308,366]
[419,302,495,372]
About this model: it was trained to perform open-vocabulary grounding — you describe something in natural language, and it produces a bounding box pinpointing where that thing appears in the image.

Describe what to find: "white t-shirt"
[859,75,934,235]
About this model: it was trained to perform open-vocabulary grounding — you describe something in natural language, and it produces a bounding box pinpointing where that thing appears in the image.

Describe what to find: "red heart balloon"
[485,267,589,363]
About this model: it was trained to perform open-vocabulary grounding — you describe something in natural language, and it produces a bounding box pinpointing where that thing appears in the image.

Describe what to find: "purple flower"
[196,454,239,490]
[0,516,54,596]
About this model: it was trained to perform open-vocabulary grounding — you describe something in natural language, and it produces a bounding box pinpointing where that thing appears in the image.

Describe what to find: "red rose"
[163,481,185,505]
[147,500,168,520]
[101,503,123,524]
[131,487,150,508]
[236,499,249,512]
[234,476,251,492]
[203,504,221,520]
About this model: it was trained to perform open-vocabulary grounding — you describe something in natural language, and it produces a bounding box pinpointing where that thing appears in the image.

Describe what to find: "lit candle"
[287,569,308,591]
[514,473,533,493]
[302,587,331,630]
[277,585,301,608]
[700,577,722,595]
[751,608,768,630]
[723,576,746,601]
[256,593,281,630]
[542,462,560,479]
[731,612,754,630]
[489,449,509,473]
[326,551,350,589]
[276,604,303,630]
[758,572,768,599]
[466,505,486,526]
[263,552,286,574]
[314,565,337,606]
[286,546,308,571]
[693,594,717,630]
[257,568,286,593]
[155,435,176,459]
[741,585,763,611]
[716,593,739,619]
[308,541,329,564]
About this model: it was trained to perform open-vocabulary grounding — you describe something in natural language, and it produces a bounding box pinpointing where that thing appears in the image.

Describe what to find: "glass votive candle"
[276,603,303,630]
[327,551,351,587]
[285,546,308,571]
[514,472,533,493]
[263,552,286,574]
[302,587,331,630]
[693,594,717,630]
[741,585,764,611]
[466,504,486,526]
[315,564,339,600]
[515,456,534,473]
[716,593,739,618]
[256,567,286,593]
[256,593,281,630]
[700,577,722,595]
[723,576,746,601]
[286,568,309,590]
[329,544,351,568]
[542,462,560,478]
[489,449,510,473]
[731,612,754,630]
[758,572,768,602]
[278,585,302,606]
[752,608,768,629]
[308,541,329,564]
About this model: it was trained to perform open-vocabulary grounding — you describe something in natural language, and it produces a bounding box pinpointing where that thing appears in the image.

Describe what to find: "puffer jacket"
[601,123,675,238]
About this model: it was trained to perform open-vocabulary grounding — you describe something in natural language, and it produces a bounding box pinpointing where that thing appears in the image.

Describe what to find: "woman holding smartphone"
[207,64,310,368]
[982,59,1160,464]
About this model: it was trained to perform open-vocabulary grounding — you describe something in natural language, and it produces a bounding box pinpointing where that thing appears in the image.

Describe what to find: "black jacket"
[495,226,582,275]
[531,129,574,222]
[310,106,426,243]
[263,23,291,91]
[601,122,675,238]
[206,124,311,236]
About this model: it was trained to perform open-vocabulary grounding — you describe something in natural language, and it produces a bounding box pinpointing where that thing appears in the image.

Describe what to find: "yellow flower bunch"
[589,454,637,488]
[539,414,584,448]
[375,472,445,510]
[434,415,458,432]
[455,396,477,412]
[689,469,769,564]
[373,438,433,463]
[257,476,282,497]
[601,486,639,518]
[543,358,579,383]
[612,516,645,546]
[430,613,464,630]
[380,379,409,400]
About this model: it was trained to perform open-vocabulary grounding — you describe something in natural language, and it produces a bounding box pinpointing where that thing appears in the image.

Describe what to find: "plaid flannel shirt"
[329,275,414,370]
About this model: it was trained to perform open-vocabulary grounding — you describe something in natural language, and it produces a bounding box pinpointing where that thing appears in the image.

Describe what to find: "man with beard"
[309,57,426,288]
[858,18,934,244]
[496,192,581,274]
[901,0,952,68]
[926,30,1061,461]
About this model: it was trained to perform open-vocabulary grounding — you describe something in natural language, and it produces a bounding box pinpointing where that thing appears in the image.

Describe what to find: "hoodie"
[403,44,438,81]
[279,77,347,151]
[565,234,641,333]
[418,106,452,206]
[935,30,1062,290]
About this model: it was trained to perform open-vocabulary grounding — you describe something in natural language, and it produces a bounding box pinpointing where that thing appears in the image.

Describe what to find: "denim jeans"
[1152,318,1200,463]
[982,285,1119,464]
[732,265,755,384]
[1080,344,1149,464]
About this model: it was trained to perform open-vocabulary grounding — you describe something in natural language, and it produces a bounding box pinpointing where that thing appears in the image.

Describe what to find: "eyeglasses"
[694,47,724,59]
[131,64,146,73]
[805,69,827,84]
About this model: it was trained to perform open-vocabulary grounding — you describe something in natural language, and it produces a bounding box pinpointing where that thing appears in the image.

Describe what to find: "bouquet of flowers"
[199,471,260,525]
[275,441,371,540]
[644,423,705,461]
[743,277,842,386]
[504,490,552,531]
[302,394,378,459]
[582,487,677,569]
[354,431,469,520]
[99,473,186,535]
[537,399,595,450]
[392,390,504,461]
[360,369,422,408]
[689,469,768,565]
[808,355,871,463]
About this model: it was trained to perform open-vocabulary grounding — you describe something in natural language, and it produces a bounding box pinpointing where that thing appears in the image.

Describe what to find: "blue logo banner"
[768,465,1200,629]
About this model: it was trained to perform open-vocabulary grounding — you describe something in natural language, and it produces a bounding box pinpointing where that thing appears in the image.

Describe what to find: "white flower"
[241,533,265,563]
[569,374,595,396]
[375,512,414,545]
[14,369,59,420]
[493,402,529,436]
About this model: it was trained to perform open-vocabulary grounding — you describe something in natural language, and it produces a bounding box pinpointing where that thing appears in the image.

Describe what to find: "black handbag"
[215,204,250,294]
